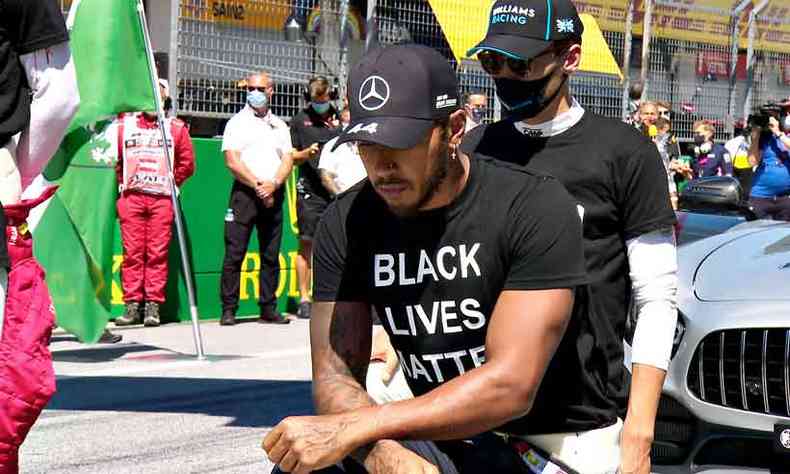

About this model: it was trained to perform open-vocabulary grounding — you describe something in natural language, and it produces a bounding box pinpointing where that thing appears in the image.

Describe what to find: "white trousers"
[366,361,414,405]
[0,139,21,204]
[521,418,622,474]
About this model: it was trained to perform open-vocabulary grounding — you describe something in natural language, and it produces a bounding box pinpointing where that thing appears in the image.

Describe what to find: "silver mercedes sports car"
[638,178,790,472]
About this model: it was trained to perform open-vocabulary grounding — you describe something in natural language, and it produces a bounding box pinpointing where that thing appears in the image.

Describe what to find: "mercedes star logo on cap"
[359,76,390,111]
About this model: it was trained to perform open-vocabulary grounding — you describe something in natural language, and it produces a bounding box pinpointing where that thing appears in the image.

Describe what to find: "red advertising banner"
[695,51,748,80]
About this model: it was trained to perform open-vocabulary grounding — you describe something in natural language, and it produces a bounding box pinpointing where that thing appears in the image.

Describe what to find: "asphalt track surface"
[20,318,703,473]
[21,318,312,473]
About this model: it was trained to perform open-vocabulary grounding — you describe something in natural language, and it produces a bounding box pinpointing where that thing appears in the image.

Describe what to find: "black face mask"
[693,134,706,145]
[494,68,566,121]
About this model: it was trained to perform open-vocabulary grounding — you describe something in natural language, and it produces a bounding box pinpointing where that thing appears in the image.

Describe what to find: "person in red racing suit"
[113,104,195,328]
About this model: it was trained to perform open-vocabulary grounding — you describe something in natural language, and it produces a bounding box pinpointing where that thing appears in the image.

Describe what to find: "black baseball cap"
[332,44,460,151]
[468,0,583,60]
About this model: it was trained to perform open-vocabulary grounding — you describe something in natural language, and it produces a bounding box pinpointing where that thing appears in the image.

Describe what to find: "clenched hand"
[263,414,359,474]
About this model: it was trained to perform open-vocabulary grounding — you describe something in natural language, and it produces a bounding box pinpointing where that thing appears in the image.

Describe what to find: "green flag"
[33,0,156,343]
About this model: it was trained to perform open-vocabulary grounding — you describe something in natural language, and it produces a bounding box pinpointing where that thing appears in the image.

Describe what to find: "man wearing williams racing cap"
[262,43,608,474]
[461,0,678,472]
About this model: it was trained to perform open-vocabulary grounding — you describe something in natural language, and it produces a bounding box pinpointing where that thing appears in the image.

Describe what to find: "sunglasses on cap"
[478,47,559,77]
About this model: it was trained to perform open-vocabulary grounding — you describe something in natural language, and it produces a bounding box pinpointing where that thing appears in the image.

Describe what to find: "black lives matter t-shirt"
[0,0,68,145]
[314,156,619,435]
[462,111,677,414]
[290,107,340,203]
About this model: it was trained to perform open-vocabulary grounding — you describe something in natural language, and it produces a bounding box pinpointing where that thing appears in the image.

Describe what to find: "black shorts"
[296,193,329,240]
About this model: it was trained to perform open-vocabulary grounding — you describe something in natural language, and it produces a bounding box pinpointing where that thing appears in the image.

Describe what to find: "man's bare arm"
[311,302,407,468]
[292,143,320,165]
[265,290,574,472]
[320,169,341,196]
[344,288,573,443]
[271,151,294,190]
[310,301,376,414]
[224,150,260,188]
[621,364,665,473]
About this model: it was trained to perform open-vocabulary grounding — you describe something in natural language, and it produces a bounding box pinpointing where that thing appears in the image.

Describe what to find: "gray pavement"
[20,317,312,473]
[20,318,703,473]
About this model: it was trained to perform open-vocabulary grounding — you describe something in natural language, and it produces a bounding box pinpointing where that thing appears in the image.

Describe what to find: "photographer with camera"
[747,104,790,221]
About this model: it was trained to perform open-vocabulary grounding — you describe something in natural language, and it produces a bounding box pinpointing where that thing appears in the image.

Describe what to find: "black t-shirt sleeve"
[6,0,68,54]
[313,201,366,302]
[504,177,588,290]
[617,139,677,240]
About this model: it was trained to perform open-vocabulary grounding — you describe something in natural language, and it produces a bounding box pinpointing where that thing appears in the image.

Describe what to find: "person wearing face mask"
[463,91,488,132]
[113,80,195,328]
[219,72,306,326]
[690,120,731,179]
[747,113,790,221]
[290,76,341,320]
[370,2,677,473]
[453,1,677,472]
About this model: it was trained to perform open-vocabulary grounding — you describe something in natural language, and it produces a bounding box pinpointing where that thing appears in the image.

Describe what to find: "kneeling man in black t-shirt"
[263,44,613,474]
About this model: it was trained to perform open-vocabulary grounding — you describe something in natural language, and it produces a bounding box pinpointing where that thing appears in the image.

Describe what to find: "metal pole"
[727,0,751,135]
[137,0,206,360]
[168,0,179,116]
[743,0,769,122]
[365,0,377,52]
[640,0,654,99]
[338,0,350,98]
[621,0,635,121]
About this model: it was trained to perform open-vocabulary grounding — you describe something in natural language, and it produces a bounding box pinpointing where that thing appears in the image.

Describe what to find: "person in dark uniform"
[263,43,611,474]
[460,1,678,471]
[289,76,341,320]
[691,120,732,178]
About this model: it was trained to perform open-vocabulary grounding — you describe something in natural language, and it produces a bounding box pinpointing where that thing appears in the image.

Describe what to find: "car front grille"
[652,395,696,464]
[687,329,790,417]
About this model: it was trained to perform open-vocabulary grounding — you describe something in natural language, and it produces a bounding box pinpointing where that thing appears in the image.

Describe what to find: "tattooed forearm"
[310,301,375,416]
[328,302,373,385]
[313,374,376,415]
